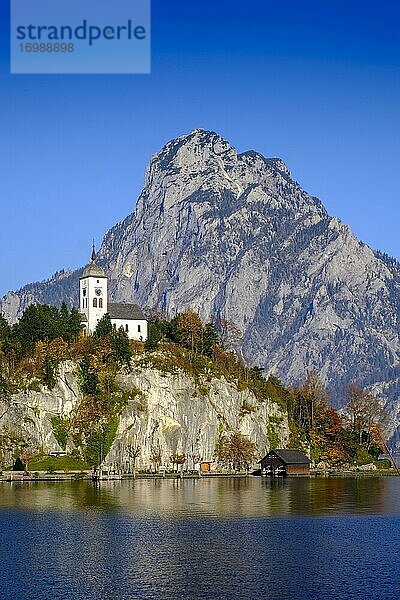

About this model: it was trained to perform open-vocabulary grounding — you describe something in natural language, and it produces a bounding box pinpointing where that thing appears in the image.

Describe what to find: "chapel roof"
[108,303,146,321]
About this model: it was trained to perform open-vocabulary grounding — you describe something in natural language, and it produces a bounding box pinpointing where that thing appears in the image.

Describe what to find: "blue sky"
[1,0,400,297]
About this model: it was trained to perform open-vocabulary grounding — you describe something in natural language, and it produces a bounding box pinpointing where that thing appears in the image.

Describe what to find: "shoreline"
[0,469,397,483]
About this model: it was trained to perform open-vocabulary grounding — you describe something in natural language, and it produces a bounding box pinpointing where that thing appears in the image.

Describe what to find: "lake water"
[1,476,400,599]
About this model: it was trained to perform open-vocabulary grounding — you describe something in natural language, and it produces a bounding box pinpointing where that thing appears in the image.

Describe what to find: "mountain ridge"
[2,129,400,444]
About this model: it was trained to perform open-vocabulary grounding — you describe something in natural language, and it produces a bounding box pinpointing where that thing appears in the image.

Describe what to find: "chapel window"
[99,298,103,308]
[93,298,97,308]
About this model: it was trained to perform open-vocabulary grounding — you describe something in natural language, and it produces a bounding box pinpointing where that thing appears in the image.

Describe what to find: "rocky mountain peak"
[153,128,236,169]
[139,129,318,222]
[141,129,239,211]
[3,130,400,446]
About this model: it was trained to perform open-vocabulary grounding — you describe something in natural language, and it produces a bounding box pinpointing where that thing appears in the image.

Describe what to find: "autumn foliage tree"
[345,384,386,453]
[170,311,204,354]
[150,444,162,472]
[216,431,256,471]
[288,371,328,431]
[145,311,218,357]
[289,373,354,465]
[170,452,186,473]
[127,437,141,475]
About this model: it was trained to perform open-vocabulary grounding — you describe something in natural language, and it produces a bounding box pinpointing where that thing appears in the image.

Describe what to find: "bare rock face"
[0,362,289,467]
[0,362,80,456]
[108,367,288,468]
[2,129,400,443]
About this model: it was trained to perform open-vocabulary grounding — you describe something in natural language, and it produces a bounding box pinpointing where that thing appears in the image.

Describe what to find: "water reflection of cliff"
[0,481,121,512]
[1,476,400,517]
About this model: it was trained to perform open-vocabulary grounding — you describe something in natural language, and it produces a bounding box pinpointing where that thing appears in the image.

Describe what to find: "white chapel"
[79,247,147,341]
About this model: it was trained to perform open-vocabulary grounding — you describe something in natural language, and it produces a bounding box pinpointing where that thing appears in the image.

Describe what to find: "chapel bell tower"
[79,244,108,334]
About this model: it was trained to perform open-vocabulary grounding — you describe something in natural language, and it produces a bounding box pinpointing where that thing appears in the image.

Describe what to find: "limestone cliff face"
[2,129,400,443]
[0,362,79,456]
[0,362,289,468]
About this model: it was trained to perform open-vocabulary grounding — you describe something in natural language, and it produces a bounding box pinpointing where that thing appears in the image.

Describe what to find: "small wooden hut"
[199,461,212,473]
[259,449,310,477]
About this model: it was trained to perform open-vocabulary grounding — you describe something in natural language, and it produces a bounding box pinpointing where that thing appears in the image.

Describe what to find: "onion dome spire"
[91,240,96,262]
[80,241,107,279]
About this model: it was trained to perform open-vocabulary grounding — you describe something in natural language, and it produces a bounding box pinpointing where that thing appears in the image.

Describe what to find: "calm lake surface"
[1,476,400,599]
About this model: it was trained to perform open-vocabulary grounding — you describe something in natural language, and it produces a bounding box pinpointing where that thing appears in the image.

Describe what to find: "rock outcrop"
[0,361,289,468]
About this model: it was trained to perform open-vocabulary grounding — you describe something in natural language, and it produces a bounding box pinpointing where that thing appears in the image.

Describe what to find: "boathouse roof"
[260,449,310,465]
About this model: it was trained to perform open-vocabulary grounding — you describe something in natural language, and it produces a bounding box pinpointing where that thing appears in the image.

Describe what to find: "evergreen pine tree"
[94,313,113,338]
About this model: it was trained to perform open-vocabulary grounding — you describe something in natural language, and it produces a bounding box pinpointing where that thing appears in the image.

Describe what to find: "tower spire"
[91,240,96,262]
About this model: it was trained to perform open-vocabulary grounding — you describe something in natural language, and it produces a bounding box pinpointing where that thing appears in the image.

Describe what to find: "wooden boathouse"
[259,449,310,477]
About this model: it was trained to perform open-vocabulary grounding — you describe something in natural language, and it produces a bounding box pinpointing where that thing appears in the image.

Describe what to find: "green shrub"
[50,416,70,450]
[267,421,280,449]
[355,447,376,466]
[13,456,25,471]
